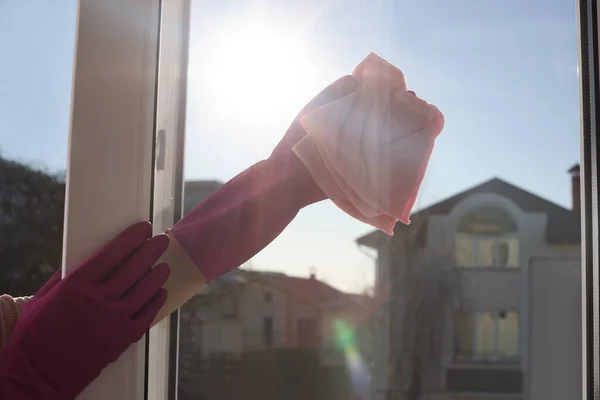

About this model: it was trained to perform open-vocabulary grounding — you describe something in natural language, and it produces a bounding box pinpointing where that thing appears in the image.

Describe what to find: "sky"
[0,0,581,293]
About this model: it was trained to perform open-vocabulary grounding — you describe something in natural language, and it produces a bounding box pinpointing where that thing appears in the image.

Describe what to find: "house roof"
[356,175,581,249]
[258,273,347,305]
[199,269,363,308]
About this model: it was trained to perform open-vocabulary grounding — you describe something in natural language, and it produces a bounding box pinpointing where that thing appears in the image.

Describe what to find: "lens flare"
[333,319,371,398]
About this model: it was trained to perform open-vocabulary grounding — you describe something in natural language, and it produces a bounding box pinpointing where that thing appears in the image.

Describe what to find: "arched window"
[455,206,519,268]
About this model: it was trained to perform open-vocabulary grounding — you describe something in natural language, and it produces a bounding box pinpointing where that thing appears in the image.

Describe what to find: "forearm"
[170,150,325,280]
[152,152,325,324]
[1,155,321,333]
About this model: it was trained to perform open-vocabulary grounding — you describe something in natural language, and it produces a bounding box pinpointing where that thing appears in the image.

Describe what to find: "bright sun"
[201,18,324,126]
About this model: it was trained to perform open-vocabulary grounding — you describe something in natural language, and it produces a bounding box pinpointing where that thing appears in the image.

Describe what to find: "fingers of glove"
[101,234,169,300]
[130,288,168,341]
[273,75,357,154]
[298,75,357,118]
[73,221,153,284]
[35,269,62,297]
[120,263,170,317]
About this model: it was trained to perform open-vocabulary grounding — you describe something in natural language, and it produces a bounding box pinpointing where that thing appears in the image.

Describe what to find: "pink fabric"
[293,53,445,235]
[0,222,170,399]
[168,76,357,282]
[167,152,326,283]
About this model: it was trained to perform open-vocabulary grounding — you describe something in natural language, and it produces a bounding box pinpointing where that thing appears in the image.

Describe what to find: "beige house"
[180,179,373,362]
[357,165,582,400]
[179,269,373,363]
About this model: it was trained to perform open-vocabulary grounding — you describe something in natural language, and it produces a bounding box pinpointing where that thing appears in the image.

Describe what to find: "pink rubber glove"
[0,221,170,400]
[167,75,357,282]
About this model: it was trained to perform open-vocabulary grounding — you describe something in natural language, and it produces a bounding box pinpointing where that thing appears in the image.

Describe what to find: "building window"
[455,311,519,361]
[264,291,273,302]
[263,316,274,348]
[455,207,519,268]
[221,295,238,318]
[297,318,318,347]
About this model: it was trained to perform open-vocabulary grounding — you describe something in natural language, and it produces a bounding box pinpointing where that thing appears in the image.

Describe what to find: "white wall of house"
[190,279,327,357]
[371,239,392,400]
[203,319,244,356]
[528,258,581,400]
[371,192,582,400]
[236,280,289,351]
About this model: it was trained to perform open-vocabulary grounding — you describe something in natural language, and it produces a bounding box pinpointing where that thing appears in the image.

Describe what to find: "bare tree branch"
[386,217,462,400]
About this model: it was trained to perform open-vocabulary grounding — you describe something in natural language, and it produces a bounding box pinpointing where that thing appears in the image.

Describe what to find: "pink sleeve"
[0,295,63,397]
[0,345,66,399]
[0,295,31,352]
[168,151,326,282]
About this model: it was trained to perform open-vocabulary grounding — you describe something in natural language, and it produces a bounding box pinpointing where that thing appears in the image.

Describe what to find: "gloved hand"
[0,221,170,400]
[272,75,357,157]
[166,76,357,283]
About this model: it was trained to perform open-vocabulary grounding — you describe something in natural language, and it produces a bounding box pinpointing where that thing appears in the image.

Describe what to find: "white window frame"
[62,0,190,399]
[147,0,191,399]
[454,310,520,363]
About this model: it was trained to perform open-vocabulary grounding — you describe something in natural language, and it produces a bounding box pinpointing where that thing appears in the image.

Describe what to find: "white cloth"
[293,53,445,235]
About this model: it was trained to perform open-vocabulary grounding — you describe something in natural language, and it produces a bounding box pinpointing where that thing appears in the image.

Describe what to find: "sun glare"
[201,18,323,126]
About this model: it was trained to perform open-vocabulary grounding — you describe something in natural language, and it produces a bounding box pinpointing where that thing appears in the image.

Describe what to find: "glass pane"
[498,311,519,358]
[175,1,582,399]
[499,237,520,267]
[494,241,510,267]
[457,207,518,234]
[475,312,496,358]
[0,4,75,296]
[263,317,274,348]
[298,318,319,347]
[456,234,476,267]
[221,296,237,318]
[477,238,496,267]
[454,313,474,358]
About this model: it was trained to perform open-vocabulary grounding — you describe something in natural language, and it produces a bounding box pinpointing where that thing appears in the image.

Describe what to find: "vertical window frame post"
[61,0,167,399]
[578,1,600,399]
